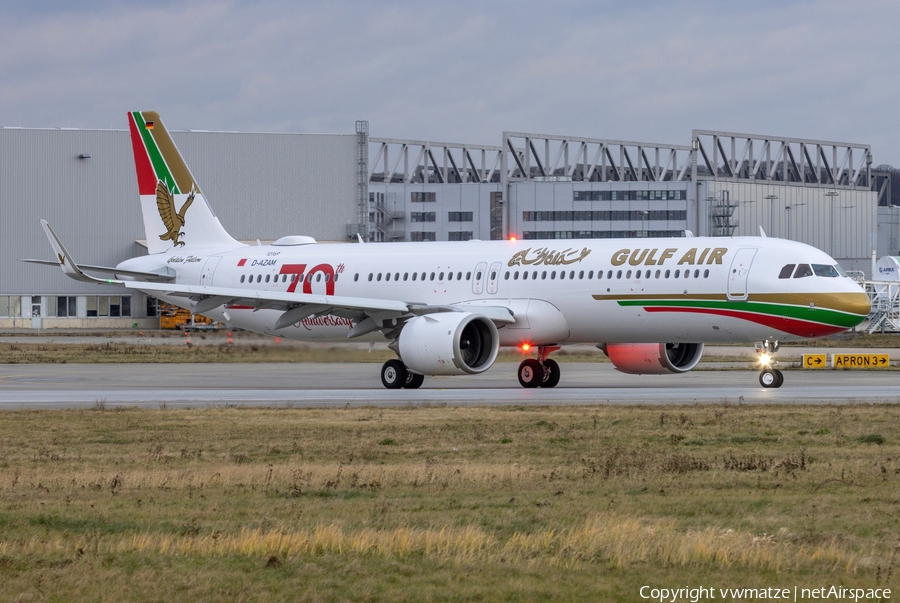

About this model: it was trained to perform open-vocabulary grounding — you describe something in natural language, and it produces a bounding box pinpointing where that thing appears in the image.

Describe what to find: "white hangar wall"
[699,181,878,275]
[0,126,357,328]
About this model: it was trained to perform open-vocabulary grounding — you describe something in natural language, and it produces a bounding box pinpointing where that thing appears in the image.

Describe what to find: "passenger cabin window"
[779,264,795,279]
[793,264,813,278]
[240,275,245,283]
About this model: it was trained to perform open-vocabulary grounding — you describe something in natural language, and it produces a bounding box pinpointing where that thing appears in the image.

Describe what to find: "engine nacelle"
[602,343,704,375]
[398,313,499,376]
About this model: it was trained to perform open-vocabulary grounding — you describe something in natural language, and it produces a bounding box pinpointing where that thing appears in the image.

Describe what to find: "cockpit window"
[812,264,840,278]
[778,264,795,279]
[793,264,813,278]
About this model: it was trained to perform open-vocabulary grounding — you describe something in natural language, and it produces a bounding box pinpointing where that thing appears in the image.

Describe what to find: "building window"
[411,192,436,203]
[522,210,687,222]
[84,295,132,318]
[522,230,685,239]
[574,190,686,201]
[47,296,78,317]
[410,212,436,222]
[448,231,473,241]
[0,296,22,317]
[448,211,473,222]
[410,231,436,242]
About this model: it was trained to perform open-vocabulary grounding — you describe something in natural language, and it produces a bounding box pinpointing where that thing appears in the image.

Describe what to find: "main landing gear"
[755,340,784,389]
[380,359,424,390]
[517,346,561,389]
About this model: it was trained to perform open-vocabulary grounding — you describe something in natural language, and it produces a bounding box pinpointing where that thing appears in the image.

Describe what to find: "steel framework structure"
[500,132,692,183]
[691,130,873,189]
[369,138,503,184]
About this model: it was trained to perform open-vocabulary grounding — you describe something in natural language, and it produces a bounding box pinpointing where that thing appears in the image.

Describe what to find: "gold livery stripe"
[591,292,870,316]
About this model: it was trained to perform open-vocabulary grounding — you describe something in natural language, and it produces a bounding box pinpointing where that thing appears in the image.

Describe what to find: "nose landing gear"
[755,340,783,388]
[517,346,561,388]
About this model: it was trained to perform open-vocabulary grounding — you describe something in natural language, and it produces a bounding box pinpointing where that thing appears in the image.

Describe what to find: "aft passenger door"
[727,248,757,301]
[201,256,222,287]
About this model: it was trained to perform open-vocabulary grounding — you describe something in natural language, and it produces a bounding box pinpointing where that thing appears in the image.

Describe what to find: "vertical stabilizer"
[128,111,242,254]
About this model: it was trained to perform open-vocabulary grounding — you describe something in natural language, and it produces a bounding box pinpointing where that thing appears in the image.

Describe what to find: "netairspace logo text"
[640,585,891,602]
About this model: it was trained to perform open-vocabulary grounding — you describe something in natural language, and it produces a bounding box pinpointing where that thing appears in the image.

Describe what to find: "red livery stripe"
[237,259,247,266]
[643,306,846,338]
[127,112,157,196]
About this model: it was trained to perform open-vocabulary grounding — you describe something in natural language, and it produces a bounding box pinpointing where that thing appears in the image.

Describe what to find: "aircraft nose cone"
[840,292,871,322]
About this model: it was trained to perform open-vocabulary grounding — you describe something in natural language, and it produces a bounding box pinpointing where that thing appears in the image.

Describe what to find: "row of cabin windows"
[240,272,339,284]
[351,268,710,283]
[360,271,475,283]
[507,268,710,281]
[241,267,713,286]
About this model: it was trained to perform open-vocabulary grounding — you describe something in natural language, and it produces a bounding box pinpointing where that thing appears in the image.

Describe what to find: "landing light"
[521,343,531,352]
[758,353,772,367]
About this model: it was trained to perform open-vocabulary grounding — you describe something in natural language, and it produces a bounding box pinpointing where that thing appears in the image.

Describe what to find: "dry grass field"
[1,404,899,601]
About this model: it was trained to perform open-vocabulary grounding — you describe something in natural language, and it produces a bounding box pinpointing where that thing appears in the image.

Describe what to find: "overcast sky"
[3,0,899,166]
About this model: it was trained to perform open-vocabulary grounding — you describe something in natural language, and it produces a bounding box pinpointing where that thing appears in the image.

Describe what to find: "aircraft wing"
[122,281,515,336]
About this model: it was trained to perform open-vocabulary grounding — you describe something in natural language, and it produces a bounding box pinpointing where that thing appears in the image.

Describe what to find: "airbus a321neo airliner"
[26,111,871,390]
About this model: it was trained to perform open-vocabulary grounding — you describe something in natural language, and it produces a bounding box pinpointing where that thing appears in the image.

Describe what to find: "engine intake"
[602,342,704,375]
[398,313,499,376]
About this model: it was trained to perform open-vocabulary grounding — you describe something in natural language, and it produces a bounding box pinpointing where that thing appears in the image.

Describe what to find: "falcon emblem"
[156,180,195,248]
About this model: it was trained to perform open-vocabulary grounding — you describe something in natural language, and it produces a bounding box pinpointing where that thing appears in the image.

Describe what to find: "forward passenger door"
[486,261,502,294]
[472,262,487,294]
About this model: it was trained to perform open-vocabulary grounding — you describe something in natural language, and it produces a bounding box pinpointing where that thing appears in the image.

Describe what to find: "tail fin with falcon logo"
[128,111,241,254]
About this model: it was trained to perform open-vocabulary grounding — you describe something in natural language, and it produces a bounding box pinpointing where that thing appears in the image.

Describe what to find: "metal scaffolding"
[369,138,502,184]
[691,130,873,189]
[501,132,692,183]
[865,281,900,333]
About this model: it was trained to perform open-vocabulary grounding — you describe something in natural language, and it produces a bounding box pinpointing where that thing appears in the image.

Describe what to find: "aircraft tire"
[759,369,778,388]
[381,359,407,389]
[403,372,425,389]
[540,358,560,388]
[772,369,784,388]
[518,359,544,388]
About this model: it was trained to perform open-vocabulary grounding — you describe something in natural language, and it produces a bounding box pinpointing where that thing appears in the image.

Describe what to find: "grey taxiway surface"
[0,362,898,409]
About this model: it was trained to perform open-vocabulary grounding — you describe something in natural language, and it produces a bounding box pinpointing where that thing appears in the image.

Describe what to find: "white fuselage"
[118,236,868,345]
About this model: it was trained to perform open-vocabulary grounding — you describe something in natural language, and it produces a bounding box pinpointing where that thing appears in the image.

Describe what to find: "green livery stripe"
[132,111,179,194]
[614,298,863,328]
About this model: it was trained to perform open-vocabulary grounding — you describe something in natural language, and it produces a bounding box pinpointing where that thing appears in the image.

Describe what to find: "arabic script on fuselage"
[507,246,591,268]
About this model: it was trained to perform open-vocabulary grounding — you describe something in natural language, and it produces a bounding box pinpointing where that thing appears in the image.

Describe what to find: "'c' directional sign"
[831,353,891,368]
[802,354,827,368]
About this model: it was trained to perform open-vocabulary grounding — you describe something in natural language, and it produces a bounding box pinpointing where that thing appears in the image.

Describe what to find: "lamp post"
[785,203,807,241]
[824,191,839,255]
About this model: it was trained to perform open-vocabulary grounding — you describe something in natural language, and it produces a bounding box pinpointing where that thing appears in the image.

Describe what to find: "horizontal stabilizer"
[21,258,175,282]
